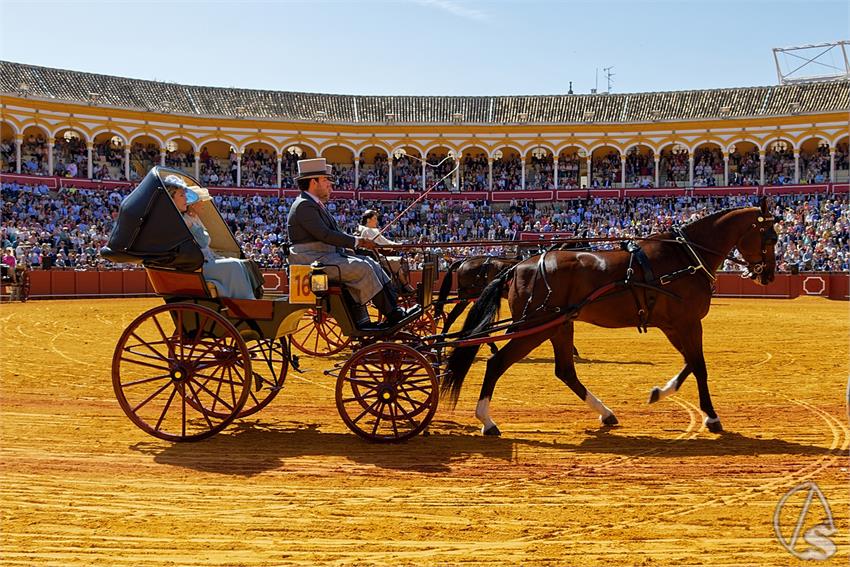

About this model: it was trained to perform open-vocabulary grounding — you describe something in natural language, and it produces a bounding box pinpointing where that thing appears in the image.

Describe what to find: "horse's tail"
[442,266,514,405]
[434,259,463,318]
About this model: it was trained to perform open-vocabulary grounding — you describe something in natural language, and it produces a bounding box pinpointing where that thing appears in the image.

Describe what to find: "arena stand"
[0,60,847,299]
[1,172,847,301]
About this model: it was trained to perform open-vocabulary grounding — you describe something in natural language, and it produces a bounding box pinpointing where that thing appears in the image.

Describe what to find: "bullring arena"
[1,296,848,565]
[1,54,849,566]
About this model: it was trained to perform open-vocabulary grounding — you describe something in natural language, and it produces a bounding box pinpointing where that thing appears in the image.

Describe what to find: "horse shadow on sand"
[129,420,843,477]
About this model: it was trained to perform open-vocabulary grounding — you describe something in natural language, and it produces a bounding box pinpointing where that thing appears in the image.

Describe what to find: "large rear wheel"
[112,303,252,441]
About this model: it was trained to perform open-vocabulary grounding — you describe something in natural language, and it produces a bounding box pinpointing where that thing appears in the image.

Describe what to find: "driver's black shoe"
[386,304,421,325]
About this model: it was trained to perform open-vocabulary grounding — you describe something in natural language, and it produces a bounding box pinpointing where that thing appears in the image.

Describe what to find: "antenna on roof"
[773,40,850,84]
[568,81,573,95]
[604,66,615,93]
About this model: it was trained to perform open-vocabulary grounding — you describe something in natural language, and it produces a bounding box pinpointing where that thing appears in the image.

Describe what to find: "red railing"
[7,269,847,301]
[3,173,847,201]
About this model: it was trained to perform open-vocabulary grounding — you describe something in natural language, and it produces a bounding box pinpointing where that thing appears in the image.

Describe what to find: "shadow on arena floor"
[128,423,840,477]
[129,419,519,476]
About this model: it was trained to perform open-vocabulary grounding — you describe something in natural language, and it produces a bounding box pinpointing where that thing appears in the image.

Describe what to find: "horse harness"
[518,230,726,333]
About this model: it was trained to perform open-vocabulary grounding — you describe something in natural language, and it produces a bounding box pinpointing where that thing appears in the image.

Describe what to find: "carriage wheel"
[336,342,438,442]
[112,303,252,441]
[397,296,438,338]
[290,308,351,357]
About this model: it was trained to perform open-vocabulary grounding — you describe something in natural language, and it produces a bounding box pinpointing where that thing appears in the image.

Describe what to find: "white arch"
[165,136,199,153]
[240,139,279,155]
[797,134,829,150]
[129,131,166,148]
[555,142,590,156]
[422,143,456,158]
[0,119,21,136]
[457,142,489,157]
[319,141,358,157]
[523,142,557,159]
[20,123,51,141]
[623,141,656,155]
[762,135,797,152]
[51,124,91,143]
[588,142,623,156]
[90,128,128,145]
[489,143,523,159]
[280,139,320,157]
[726,138,763,153]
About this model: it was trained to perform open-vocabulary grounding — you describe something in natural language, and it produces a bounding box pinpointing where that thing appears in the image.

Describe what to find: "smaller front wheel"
[336,342,438,442]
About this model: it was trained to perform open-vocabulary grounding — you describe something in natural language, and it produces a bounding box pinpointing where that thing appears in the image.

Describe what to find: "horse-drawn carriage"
[104,166,779,443]
[103,167,441,443]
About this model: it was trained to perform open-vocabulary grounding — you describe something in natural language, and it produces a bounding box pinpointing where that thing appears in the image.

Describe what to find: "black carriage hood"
[101,167,206,271]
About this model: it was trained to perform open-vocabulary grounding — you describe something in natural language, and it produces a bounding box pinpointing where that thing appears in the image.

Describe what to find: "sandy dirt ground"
[1,296,848,566]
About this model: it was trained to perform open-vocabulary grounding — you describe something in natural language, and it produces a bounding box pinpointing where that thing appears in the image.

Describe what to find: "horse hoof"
[648,387,661,404]
[600,414,619,427]
[704,417,723,433]
[482,424,501,436]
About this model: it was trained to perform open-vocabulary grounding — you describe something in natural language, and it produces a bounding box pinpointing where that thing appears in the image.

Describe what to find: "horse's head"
[736,200,778,285]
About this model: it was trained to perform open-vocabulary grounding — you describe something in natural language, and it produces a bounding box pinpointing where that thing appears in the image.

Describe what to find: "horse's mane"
[679,206,752,229]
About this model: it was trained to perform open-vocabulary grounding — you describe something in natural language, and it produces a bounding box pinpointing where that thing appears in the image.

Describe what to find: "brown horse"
[443,202,778,436]
[435,255,521,336]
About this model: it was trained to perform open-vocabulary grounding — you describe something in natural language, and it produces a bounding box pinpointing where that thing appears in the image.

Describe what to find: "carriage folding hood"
[102,167,243,271]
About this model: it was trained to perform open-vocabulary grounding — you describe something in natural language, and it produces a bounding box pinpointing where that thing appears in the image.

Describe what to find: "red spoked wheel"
[290,308,351,357]
[335,342,438,442]
[398,296,438,339]
[112,303,252,441]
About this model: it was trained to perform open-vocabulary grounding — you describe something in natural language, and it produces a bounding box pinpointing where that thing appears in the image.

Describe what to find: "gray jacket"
[285,191,388,304]
[286,192,355,250]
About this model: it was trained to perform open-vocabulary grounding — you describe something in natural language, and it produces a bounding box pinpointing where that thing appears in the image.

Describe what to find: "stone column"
[355,155,360,189]
[421,159,426,191]
[488,157,494,191]
[793,150,800,184]
[621,156,627,189]
[236,152,242,187]
[14,137,22,174]
[654,156,660,188]
[759,150,766,186]
[48,142,54,176]
[276,155,282,188]
[388,153,394,191]
[723,154,730,186]
[124,147,131,180]
[87,143,93,178]
[194,152,200,179]
[160,148,166,167]
[521,158,526,190]
[829,148,836,183]
[553,158,559,189]
[586,156,592,187]
[688,155,694,188]
[453,155,460,191]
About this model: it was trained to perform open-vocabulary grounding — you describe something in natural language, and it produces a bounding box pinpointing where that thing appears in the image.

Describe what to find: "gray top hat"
[295,158,334,181]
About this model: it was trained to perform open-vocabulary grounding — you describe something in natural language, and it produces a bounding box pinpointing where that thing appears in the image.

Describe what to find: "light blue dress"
[186,217,255,299]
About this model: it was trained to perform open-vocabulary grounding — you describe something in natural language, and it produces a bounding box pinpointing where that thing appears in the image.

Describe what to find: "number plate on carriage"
[289,264,317,304]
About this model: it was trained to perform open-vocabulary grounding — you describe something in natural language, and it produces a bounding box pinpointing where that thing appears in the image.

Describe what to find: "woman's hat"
[163,174,200,204]
[295,158,334,181]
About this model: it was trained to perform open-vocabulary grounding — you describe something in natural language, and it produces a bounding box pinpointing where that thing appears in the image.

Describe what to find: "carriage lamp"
[309,261,328,293]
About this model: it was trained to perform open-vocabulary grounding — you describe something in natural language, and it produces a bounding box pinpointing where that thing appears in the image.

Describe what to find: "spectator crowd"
[2,180,847,275]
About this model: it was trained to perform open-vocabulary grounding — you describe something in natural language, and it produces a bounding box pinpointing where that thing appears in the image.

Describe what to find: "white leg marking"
[584,389,614,420]
[476,398,497,432]
[656,375,680,401]
[704,416,721,427]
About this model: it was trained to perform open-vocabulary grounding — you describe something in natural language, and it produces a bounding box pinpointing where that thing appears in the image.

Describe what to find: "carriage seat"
[146,267,219,299]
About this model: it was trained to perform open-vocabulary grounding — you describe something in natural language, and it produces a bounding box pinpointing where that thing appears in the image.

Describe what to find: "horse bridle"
[672,214,777,281]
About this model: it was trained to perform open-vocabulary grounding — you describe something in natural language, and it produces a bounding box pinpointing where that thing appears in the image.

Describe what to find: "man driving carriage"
[286,158,418,328]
